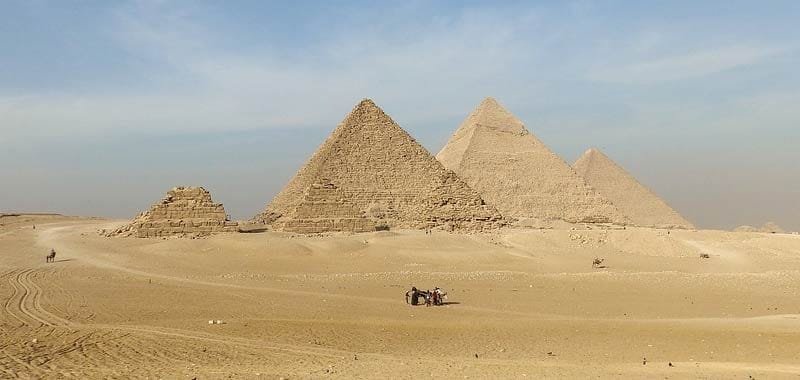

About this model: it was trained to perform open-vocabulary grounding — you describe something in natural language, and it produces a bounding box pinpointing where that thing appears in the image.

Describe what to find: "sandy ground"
[1,215,800,379]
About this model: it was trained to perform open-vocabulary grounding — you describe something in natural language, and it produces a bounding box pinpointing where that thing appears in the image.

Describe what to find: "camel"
[592,257,604,268]
[46,249,56,263]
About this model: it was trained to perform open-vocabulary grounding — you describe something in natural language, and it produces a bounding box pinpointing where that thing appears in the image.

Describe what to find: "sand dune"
[2,215,800,378]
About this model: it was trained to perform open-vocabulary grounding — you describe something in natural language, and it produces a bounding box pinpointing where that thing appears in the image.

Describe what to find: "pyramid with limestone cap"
[258,99,505,233]
[573,148,694,229]
[436,97,628,224]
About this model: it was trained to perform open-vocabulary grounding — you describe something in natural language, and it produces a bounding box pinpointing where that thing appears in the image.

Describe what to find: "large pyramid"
[258,99,505,233]
[108,186,238,238]
[573,148,694,229]
[436,97,628,224]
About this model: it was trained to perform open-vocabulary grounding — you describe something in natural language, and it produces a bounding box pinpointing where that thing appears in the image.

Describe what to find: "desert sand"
[2,214,800,378]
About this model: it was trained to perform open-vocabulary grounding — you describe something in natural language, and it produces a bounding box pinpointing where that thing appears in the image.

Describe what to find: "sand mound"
[436,97,627,224]
[107,186,237,238]
[734,222,786,234]
[573,148,694,229]
[760,222,785,234]
[257,99,505,233]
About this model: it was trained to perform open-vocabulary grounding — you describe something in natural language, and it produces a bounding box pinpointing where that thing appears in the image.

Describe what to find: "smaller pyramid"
[436,97,628,224]
[759,222,785,234]
[573,148,694,229]
[281,179,376,234]
[735,222,785,233]
[108,186,237,238]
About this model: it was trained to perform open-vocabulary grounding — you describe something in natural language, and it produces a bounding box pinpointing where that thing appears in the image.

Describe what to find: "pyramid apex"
[357,98,377,107]
[340,98,395,126]
[583,147,603,156]
[480,96,499,106]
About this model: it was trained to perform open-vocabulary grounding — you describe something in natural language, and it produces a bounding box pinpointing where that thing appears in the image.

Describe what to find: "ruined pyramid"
[573,148,694,229]
[108,186,237,237]
[257,99,505,233]
[436,97,628,224]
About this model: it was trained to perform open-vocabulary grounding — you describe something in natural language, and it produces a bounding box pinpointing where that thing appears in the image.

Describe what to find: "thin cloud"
[588,45,793,84]
[1,4,544,145]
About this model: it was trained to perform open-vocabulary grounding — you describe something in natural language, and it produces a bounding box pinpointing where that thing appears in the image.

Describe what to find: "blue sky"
[1,1,799,230]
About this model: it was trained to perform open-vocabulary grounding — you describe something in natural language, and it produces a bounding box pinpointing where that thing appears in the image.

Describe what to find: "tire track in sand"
[2,270,27,326]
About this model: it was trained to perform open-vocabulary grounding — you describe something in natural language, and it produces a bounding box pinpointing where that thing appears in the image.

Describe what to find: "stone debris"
[436,97,628,225]
[107,186,237,238]
[257,99,505,233]
[573,148,694,229]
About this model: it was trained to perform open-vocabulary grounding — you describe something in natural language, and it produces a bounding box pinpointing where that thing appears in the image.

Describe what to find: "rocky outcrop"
[108,187,237,238]
[257,99,505,233]
[436,97,628,225]
[573,148,694,229]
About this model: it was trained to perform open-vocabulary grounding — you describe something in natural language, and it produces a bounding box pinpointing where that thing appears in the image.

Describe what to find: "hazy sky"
[1,1,798,231]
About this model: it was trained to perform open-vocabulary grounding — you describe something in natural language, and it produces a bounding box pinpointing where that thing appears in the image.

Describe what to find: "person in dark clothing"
[405,287,428,306]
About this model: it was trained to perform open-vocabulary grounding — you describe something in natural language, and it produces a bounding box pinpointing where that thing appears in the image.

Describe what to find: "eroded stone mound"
[573,148,694,229]
[257,99,505,233]
[108,186,237,238]
[436,97,628,225]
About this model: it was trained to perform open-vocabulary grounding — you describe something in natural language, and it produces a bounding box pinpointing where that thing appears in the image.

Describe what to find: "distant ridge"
[257,99,505,233]
[573,148,694,229]
[436,97,628,224]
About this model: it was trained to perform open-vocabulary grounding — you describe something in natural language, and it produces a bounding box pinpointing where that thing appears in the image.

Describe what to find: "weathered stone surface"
[257,99,505,233]
[573,148,694,229]
[107,186,237,238]
[436,97,628,225]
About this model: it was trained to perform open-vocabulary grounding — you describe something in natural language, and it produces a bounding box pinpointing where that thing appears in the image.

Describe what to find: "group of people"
[405,286,447,306]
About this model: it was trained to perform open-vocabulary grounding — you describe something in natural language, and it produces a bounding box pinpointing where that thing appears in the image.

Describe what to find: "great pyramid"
[436,97,628,225]
[257,99,505,233]
[108,186,238,237]
[573,148,694,229]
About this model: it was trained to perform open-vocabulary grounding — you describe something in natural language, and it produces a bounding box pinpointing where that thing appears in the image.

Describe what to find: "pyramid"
[108,186,238,237]
[759,222,785,234]
[258,99,505,233]
[281,179,377,234]
[436,97,628,224]
[735,222,785,233]
[573,148,694,229]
